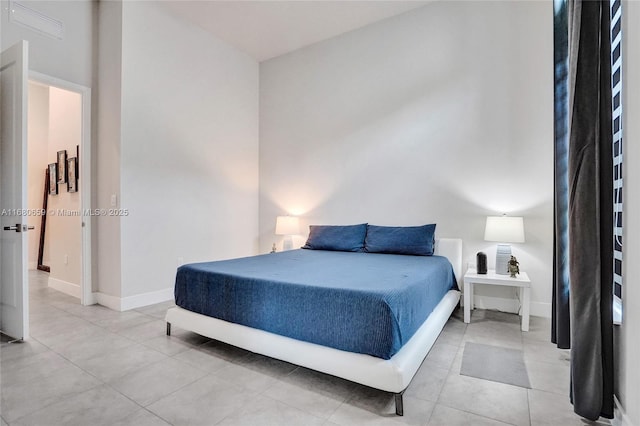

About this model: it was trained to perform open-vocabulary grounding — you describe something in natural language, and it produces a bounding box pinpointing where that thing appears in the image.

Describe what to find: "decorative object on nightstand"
[275,215,300,251]
[508,255,520,277]
[484,215,525,275]
[476,252,487,274]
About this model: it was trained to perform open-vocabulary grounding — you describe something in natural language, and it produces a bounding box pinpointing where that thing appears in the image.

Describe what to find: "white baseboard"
[94,292,120,311]
[469,296,552,319]
[48,277,81,299]
[121,287,174,311]
[86,292,98,306]
[613,395,633,426]
[93,287,173,312]
[530,301,551,318]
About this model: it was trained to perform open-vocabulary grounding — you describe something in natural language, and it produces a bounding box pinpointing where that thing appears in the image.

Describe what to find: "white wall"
[0,0,94,87]
[95,0,123,298]
[27,82,49,269]
[259,1,553,316]
[116,2,259,301]
[616,1,640,424]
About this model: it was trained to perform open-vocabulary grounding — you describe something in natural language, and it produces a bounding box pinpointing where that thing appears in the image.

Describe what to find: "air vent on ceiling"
[8,0,64,40]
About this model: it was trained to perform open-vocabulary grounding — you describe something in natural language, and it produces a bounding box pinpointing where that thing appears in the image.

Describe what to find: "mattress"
[174,249,457,359]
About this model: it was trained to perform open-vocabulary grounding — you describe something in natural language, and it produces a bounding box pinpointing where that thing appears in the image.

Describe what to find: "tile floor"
[0,270,612,425]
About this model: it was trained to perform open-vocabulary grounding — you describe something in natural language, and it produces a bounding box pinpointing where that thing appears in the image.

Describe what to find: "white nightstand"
[463,269,531,331]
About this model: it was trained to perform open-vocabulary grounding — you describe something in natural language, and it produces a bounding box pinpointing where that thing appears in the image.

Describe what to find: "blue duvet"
[174,249,457,360]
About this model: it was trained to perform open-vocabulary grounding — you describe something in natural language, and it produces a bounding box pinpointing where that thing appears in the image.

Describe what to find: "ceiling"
[162,1,431,62]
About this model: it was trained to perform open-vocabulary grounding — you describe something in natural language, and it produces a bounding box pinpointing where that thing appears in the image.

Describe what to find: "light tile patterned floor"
[0,270,612,425]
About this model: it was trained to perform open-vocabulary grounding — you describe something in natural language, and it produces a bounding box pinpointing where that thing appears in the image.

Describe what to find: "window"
[610,0,623,324]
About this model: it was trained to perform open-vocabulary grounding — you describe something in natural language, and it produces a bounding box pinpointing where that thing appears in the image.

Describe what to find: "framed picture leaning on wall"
[48,163,58,195]
[67,157,78,193]
[57,150,67,184]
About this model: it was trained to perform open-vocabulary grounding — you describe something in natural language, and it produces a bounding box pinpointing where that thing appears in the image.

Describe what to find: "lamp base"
[282,235,293,251]
[495,244,511,275]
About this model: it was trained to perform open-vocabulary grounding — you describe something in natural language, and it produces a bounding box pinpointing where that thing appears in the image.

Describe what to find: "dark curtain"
[566,0,614,420]
[552,0,571,350]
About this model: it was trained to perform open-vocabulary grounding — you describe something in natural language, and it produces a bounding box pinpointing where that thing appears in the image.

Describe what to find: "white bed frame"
[165,238,462,416]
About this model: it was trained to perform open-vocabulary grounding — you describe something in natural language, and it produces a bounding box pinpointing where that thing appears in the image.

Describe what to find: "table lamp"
[275,216,300,251]
[484,215,525,275]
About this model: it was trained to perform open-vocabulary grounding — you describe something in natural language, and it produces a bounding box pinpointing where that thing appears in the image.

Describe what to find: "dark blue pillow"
[302,224,367,252]
[364,224,436,256]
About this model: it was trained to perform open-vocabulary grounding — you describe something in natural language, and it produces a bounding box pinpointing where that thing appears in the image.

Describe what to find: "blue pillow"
[302,224,367,252]
[364,224,436,256]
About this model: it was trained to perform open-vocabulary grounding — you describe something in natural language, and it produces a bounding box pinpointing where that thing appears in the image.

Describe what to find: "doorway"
[27,72,92,306]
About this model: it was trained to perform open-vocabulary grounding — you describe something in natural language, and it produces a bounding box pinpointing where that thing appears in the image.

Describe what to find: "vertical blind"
[610,0,623,318]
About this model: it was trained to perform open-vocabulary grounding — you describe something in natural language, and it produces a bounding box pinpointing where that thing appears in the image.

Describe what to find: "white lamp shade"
[484,216,525,243]
[275,216,300,236]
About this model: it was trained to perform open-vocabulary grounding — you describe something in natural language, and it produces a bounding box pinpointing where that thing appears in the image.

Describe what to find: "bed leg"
[166,322,171,336]
[394,392,404,416]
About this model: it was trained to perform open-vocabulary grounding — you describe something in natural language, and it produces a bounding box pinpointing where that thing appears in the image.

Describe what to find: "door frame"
[29,71,93,306]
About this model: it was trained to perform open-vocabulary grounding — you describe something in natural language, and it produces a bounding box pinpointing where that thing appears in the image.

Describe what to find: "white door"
[1,41,29,341]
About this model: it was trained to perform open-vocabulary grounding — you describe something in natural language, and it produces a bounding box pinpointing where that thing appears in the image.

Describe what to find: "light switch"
[110,194,117,207]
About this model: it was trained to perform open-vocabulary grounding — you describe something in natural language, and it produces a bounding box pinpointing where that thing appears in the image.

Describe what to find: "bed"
[165,238,462,416]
